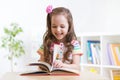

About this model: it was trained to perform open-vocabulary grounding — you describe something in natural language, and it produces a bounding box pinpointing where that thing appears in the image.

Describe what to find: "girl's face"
[51,15,69,41]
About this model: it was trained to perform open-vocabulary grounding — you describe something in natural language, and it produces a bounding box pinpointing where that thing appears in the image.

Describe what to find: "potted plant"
[1,23,25,72]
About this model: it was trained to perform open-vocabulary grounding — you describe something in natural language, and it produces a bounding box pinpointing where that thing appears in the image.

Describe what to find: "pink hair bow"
[46,5,53,13]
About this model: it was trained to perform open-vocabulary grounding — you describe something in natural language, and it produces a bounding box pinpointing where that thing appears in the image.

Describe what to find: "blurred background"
[0,0,120,75]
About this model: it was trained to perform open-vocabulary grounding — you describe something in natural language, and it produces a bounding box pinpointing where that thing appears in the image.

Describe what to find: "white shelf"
[77,34,120,80]
[103,65,120,69]
[80,63,101,68]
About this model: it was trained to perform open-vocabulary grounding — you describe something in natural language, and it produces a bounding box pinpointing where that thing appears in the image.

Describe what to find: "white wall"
[0,0,120,75]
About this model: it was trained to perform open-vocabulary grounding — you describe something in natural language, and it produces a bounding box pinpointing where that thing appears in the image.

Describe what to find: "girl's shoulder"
[37,44,44,55]
[71,40,83,55]
[71,40,80,46]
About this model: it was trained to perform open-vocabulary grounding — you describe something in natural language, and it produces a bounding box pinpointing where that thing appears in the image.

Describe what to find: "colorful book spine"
[111,44,120,66]
[87,40,100,64]
[110,70,120,80]
[107,44,115,65]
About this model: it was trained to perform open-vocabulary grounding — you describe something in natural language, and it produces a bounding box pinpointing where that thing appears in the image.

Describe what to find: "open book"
[21,45,80,76]
[20,61,80,76]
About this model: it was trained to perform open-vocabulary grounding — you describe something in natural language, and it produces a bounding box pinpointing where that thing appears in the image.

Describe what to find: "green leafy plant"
[1,23,25,71]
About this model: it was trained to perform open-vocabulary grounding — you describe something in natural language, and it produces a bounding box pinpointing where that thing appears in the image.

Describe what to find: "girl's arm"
[37,50,44,61]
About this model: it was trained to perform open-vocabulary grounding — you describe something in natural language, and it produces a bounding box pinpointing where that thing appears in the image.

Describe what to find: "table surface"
[0,71,108,80]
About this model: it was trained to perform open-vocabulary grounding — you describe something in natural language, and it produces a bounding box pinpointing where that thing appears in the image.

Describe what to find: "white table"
[0,71,107,80]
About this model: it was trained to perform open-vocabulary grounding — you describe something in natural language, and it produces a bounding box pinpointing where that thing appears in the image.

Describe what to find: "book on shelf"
[107,43,120,66]
[110,70,120,80]
[86,40,100,64]
[20,61,80,76]
[107,44,115,65]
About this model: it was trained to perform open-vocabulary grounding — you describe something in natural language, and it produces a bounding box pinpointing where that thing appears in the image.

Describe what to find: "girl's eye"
[61,26,65,28]
[51,25,65,28]
[52,26,57,28]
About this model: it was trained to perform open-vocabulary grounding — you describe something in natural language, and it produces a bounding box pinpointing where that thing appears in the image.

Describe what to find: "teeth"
[56,33,61,35]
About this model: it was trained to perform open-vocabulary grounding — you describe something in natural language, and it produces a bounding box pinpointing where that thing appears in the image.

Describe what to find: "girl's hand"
[53,60,64,68]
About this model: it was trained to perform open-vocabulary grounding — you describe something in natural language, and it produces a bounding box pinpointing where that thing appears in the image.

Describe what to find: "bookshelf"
[77,33,120,80]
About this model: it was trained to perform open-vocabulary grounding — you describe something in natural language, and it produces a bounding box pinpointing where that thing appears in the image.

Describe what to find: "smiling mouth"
[55,33,63,36]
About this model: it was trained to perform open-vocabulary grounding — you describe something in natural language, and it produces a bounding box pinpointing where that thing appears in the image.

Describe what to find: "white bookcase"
[77,33,120,80]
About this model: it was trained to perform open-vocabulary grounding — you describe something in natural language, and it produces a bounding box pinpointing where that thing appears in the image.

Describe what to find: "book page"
[52,67,80,74]
[51,44,60,71]
[29,61,51,72]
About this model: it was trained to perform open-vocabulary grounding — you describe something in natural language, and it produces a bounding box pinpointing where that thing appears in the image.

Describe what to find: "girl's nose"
[56,27,61,31]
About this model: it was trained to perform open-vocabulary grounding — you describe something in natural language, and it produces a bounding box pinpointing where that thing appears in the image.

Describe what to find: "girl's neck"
[56,37,66,43]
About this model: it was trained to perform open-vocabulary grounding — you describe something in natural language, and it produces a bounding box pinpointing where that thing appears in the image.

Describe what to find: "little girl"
[37,5,82,70]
